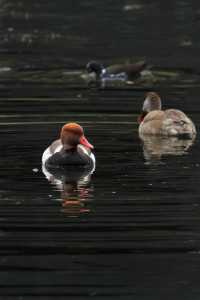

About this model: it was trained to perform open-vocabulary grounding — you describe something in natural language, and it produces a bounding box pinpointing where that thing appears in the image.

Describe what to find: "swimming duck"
[42,123,95,168]
[86,60,147,83]
[138,92,196,138]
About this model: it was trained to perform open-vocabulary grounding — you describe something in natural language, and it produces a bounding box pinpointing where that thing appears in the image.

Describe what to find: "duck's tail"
[166,120,196,139]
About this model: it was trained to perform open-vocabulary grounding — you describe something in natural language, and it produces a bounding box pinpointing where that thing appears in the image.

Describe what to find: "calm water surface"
[0,1,200,299]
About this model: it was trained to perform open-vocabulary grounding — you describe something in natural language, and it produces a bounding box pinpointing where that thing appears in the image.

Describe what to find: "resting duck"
[42,123,95,168]
[86,60,147,83]
[138,92,196,138]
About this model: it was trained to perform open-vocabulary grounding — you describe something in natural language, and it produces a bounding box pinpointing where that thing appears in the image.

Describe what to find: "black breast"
[45,149,91,167]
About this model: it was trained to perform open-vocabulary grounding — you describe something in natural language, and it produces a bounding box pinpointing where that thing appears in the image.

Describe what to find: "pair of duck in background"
[42,91,196,171]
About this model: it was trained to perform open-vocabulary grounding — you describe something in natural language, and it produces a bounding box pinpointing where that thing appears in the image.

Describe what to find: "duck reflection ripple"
[140,134,195,164]
[42,164,94,217]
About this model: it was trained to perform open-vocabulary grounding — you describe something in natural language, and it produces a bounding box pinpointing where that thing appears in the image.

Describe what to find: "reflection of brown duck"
[140,134,195,162]
[138,92,196,138]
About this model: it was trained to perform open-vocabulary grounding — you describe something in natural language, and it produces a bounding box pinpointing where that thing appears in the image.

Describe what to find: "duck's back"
[45,145,94,167]
[139,109,196,137]
[106,61,146,77]
[164,109,189,121]
[162,109,196,137]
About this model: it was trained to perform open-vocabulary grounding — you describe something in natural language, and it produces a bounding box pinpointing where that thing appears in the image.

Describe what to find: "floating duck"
[42,123,95,168]
[86,60,147,84]
[138,92,196,138]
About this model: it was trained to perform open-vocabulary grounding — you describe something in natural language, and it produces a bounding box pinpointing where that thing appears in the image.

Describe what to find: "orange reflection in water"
[43,164,94,217]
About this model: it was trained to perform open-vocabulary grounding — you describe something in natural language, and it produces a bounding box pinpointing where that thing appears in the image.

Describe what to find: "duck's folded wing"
[106,61,146,76]
[124,61,147,77]
[164,109,190,122]
[163,109,196,136]
[42,139,62,164]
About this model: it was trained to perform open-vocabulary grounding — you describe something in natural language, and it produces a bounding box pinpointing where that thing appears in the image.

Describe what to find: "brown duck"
[138,92,196,138]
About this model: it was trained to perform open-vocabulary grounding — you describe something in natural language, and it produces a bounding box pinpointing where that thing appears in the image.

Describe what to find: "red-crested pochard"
[42,123,95,167]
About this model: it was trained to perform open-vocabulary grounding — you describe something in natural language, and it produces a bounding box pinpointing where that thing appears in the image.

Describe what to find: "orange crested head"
[61,123,84,137]
[60,123,93,150]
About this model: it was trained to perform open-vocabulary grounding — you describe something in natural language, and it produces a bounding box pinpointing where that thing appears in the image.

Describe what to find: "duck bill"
[138,111,147,123]
[79,135,94,149]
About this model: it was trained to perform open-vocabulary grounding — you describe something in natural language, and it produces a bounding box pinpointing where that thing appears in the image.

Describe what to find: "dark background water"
[0,1,200,299]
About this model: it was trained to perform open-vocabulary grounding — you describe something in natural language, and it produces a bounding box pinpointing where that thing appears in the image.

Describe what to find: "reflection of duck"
[138,92,196,138]
[42,123,95,169]
[86,60,147,84]
[43,162,94,216]
[140,134,195,163]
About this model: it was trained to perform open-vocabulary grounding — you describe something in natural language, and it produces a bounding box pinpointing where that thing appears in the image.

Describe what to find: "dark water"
[0,1,200,299]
